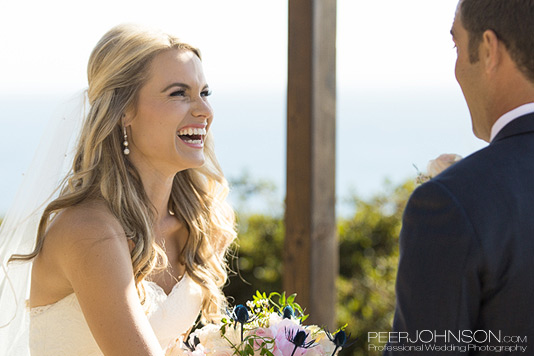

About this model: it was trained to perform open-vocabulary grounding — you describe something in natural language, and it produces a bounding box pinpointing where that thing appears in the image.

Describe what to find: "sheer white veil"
[0,91,87,356]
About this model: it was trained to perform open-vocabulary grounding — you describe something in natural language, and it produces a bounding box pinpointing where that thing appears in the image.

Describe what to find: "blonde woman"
[0,24,235,356]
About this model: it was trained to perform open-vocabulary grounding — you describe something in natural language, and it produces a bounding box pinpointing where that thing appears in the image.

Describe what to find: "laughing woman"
[2,24,236,356]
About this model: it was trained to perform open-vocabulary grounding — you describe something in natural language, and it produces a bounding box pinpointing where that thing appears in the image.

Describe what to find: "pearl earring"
[123,126,130,155]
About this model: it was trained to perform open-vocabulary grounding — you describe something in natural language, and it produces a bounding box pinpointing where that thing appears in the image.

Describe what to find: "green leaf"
[287,293,297,304]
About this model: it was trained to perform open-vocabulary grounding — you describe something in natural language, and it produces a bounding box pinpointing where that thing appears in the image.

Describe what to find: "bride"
[0,24,236,355]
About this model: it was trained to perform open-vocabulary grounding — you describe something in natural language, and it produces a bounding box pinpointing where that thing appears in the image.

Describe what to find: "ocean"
[0,86,485,217]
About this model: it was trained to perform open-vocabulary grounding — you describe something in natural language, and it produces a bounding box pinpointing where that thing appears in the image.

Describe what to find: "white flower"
[191,323,242,356]
[313,331,336,356]
[191,324,221,345]
[294,327,336,356]
[165,338,192,356]
[427,153,462,178]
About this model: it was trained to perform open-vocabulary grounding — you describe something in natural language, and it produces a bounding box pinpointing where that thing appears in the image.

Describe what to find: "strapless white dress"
[28,273,202,356]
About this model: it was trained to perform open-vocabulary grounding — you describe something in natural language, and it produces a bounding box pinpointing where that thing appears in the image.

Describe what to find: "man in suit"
[384,0,534,354]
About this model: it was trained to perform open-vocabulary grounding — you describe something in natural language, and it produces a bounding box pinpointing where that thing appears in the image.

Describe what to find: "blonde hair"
[10,24,236,322]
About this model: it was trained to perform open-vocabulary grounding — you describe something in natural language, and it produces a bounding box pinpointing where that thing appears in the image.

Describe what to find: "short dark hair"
[460,0,534,82]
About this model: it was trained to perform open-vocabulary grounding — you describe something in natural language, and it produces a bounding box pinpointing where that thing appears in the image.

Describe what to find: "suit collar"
[490,103,534,141]
[491,113,534,144]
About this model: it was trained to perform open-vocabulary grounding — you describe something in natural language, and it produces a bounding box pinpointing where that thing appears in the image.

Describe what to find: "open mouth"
[177,127,207,146]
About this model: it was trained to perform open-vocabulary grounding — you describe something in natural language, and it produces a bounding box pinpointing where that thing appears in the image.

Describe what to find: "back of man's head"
[460,0,534,83]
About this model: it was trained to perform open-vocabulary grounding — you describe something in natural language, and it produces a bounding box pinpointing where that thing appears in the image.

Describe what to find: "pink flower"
[427,153,462,177]
[268,314,300,337]
[271,321,316,356]
[252,327,276,352]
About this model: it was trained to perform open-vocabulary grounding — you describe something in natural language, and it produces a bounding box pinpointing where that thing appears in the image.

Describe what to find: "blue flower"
[326,330,356,355]
[229,304,254,342]
[282,305,295,319]
[233,304,250,324]
[285,328,316,356]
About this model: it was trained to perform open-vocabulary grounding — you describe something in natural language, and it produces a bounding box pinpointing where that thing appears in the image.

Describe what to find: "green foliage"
[225,177,415,356]
[225,213,285,304]
[336,180,414,355]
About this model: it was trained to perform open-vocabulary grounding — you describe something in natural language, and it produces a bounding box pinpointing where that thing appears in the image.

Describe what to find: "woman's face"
[127,48,213,174]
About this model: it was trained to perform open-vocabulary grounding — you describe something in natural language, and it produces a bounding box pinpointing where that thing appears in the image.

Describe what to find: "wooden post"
[284,0,337,328]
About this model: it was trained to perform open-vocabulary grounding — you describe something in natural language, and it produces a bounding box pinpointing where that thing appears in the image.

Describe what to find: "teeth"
[178,127,207,136]
[181,138,203,145]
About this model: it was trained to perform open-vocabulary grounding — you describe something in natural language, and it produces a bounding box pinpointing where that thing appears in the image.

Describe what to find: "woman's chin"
[175,155,205,171]
[175,141,207,169]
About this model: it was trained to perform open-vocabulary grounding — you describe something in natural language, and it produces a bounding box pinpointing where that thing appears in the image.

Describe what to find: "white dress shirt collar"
[490,103,534,142]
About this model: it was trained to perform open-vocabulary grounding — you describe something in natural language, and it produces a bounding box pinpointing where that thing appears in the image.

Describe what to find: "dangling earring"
[123,126,130,155]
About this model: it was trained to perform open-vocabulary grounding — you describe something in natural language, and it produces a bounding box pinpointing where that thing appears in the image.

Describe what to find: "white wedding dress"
[28,273,202,356]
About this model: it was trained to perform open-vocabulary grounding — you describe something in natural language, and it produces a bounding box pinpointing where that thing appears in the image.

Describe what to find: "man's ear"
[481,29,502,74]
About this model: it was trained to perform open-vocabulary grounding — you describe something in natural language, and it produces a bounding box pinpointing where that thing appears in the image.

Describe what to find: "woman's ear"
[122,108,135,127]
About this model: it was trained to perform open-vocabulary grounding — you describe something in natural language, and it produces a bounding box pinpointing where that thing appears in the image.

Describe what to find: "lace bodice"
[29,273,202,356]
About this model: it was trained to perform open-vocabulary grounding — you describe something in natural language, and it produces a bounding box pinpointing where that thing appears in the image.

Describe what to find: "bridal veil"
[0,91,86,356]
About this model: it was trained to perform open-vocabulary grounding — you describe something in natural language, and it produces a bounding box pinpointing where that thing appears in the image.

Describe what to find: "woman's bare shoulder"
[41,199,129,264]
[47,200,125,242]
[37,200,161,354]
[31,199,132,307]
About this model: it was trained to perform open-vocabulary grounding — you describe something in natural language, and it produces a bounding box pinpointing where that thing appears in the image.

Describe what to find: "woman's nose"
[191,97,213,119]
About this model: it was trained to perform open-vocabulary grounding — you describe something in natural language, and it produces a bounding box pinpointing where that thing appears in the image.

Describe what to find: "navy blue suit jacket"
[386,113,534,355]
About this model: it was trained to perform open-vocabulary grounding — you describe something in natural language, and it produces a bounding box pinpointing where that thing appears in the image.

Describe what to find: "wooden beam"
[284,0,337,328]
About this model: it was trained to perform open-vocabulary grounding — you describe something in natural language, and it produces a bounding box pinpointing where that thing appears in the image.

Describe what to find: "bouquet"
[166,291,351,356]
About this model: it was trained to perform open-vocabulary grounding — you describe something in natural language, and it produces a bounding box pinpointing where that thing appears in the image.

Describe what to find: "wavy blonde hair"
[10,24,236,322]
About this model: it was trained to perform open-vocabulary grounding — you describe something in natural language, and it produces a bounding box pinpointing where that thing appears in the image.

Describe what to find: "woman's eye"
[201,90,212,97]
[170,90,186,97]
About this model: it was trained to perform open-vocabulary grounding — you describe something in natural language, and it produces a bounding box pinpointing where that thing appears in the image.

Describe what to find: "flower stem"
[331,345,340,356]
[291,345,298,356]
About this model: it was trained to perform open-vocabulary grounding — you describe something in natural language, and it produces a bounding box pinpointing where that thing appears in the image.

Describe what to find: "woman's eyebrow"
[161,83,210,92]
[161,82,190,93]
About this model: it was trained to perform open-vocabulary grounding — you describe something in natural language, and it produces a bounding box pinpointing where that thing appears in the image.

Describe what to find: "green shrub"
[224,177,415,356]
[336,180,413,355]
[224,213,285,304]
